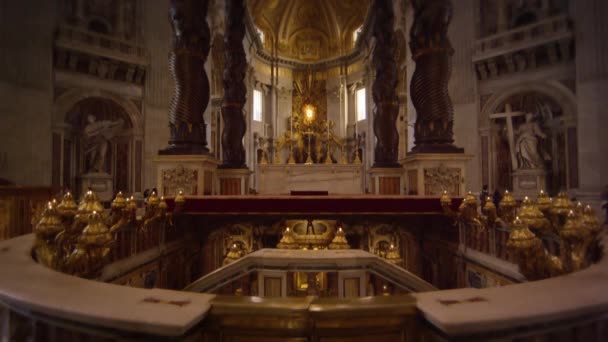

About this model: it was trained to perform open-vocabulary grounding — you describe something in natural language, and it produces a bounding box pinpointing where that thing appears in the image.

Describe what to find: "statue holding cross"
[490,102,552,197]
[490,103,550,171]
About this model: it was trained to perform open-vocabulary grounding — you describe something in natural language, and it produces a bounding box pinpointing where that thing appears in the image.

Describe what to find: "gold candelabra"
[440,190,603,280]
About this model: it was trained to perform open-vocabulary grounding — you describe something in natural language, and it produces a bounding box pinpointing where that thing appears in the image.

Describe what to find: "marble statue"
[84,115,124,173]
[514,113,549,169]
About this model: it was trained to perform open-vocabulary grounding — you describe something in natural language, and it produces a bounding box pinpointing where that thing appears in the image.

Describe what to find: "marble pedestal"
[369,167,404,195]
[154,155,219,196]
[80,173,113,202]
[217,168,252,195]
[256,164,364,195]
[401,153,473,196]
[512,169,546,199]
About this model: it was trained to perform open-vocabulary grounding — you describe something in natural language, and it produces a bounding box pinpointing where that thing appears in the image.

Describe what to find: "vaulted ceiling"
[248,0,371,62]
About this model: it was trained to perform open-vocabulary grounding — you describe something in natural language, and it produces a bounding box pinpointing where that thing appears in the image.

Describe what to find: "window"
[256,27,265,44]
[356,88,366,121]
[253,89,262,122]
[353,26,363,44]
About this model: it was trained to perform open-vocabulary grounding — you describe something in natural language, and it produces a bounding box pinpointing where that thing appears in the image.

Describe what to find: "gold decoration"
[277,220,337,249]
[33,201,63,268]
[499,190,517,223]
[385,243,402,265]
[260,150,269,165]
[111,191,127,210]
[175,190,186,205]
[328,227,350,250]
[273,141,282,164]
[223,243,243,265]
[78,190,104,215]
[277,227,299,249]
[57,192,78,216]
[441,190,603,281]
[340,144,348,165]
[517,196,550,232]
[353,148,362,165]
[287,146,296,164]
[536,189,552,212]
[32,190,179,279]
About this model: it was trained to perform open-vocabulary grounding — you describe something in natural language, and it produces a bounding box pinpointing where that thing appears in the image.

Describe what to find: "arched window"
[253,89,263,122]
[255,27,264,44]
[356,88,366,121]
[353,26,363,44]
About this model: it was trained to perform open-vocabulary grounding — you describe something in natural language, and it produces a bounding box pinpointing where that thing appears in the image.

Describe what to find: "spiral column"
[409,0,463,153]
[372,0,400,167]
[220,0,248,169]
[160,0,211,155]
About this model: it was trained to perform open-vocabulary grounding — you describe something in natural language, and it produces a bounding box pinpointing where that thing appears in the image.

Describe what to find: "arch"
[288,27,331,44]
[480,81,577,124]
[87,16,112,35]
[481,82,579,194]
[53,89,144,135]
[511,9,539,28]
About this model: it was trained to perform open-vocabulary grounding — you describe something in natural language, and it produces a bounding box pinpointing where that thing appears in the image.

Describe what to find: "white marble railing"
[0,235,214,337]
[414,231,608,338]
[473,15,573,62]
[0,232,607,340]
[184,248,436,294]
[55,25,147,65]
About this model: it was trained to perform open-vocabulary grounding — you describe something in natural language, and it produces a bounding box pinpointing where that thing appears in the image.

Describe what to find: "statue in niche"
[514,113,550,169]
[83,115,124,173]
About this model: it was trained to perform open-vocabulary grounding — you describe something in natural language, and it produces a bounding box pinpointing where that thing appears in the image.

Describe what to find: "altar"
[256,164,364,194]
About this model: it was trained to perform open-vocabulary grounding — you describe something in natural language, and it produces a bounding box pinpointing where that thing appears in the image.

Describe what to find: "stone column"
[340,72,348,138]
[409,0,463,154]
[497,0,508,32]
[159,0,211,155]
[115,2,125,39]
[220,0,247,168]
[371,0,400,167]
[74,0,85,27]
[573,0,608,216]
[271,66,278,138]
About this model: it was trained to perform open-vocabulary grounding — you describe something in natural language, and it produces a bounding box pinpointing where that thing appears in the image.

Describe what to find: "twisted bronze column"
[220,0,247,168]
[160,0,211,155]
[409,0,463,153]
[372,0,400,167]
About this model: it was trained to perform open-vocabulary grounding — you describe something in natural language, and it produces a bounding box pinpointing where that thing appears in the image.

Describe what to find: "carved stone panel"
[424,164,462,196]
[162,165,198,196]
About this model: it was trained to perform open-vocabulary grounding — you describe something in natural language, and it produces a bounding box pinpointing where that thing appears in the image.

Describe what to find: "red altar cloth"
[166,196,461,215]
